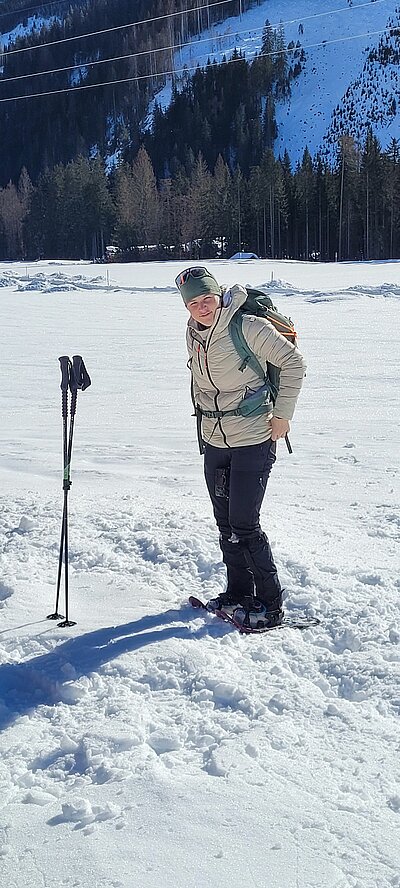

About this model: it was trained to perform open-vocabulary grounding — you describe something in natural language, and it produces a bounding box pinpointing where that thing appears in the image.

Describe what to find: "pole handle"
[71,355,91,391]
[59,356,71,391]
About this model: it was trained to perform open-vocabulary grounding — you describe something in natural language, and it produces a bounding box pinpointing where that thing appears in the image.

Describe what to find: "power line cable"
[0,0,74,19]
[0,0,390,59]
[1,24,264,84]
[0,0,391,84]
[0,21,284,84]
[0,0,389,24]
[0,0,233,56]
[0,25,397,103]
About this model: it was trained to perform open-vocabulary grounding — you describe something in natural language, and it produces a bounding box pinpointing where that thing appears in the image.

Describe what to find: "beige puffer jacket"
[186,284,306,449]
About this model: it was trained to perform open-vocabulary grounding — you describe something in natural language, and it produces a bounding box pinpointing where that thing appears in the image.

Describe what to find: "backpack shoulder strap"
[228,312,266,381]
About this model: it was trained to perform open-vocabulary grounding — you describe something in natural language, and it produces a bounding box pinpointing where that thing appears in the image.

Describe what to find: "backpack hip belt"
[197,381,274,420]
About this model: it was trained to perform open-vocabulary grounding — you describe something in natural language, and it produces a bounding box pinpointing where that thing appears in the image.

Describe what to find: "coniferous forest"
[0,0,399,262]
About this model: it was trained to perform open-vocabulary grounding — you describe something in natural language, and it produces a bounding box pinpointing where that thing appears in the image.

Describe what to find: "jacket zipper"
[202,311,229,448]
[196,343,204,375]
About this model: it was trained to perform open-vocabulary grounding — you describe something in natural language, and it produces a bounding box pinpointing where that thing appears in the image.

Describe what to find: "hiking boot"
[206,592,243,615]
[233,598,284,630]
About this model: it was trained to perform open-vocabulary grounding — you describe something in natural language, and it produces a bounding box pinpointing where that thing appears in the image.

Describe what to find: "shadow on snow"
[0,607,214,732]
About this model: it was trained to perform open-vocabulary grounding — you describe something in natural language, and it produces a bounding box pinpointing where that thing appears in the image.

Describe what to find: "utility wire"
[0,23,273,84]
[0,25,397,104]
[0,0,392,85]
[0,0,390,59]
[0,0,75,19]
[0,0,233,56]
[0,0,389,23]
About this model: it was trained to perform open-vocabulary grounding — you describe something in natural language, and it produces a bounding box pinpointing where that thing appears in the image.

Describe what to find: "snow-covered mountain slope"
[0,14,57,50]
[323,14,400,160]
[2,2,398,164]
[152,0,399,162]
[0,257,399,888]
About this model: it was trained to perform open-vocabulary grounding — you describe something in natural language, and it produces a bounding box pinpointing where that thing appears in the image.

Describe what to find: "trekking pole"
[47,355,91,628]
[47,356,71,623]
[58,356,91,627]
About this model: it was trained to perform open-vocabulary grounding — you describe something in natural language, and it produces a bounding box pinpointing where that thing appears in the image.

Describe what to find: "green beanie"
[176,267,222,305]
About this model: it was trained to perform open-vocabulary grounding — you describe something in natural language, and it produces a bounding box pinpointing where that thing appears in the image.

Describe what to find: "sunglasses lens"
[190,267,208,278]
[175,267,208,288]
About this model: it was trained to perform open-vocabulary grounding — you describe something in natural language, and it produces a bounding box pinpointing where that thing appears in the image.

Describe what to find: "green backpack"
[229,287,297,404]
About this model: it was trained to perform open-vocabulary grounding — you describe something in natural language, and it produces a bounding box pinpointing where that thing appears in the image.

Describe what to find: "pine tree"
[257,19,275,89]
[130,146,160,249]
[384,138,400,258]
[261,19,275,60]
[158,178,174,252]
[274,159,289,258]
[360,128,384,259]
[17,167,33,258]
[18,167,33,212]
[0,182,24,258]
[262,95,278,151]
[84,157,115,259]
[258,150,276,257]
[273,27,289,99]
[324,164,338,261]
[186,153,213,255]
[114,162,136,250]
[337,135,360,260]
[63,157,96,258]
[280,150,295,258]
[248,164,263,256]
[296,147,316,259]
[212,155,232,257]
[229,167,244,255]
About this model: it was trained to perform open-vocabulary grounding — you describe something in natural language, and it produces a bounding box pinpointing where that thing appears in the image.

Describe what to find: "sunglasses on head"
[175,267,209,288]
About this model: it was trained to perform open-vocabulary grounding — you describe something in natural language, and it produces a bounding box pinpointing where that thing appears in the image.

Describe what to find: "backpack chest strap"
[228,313,266,380]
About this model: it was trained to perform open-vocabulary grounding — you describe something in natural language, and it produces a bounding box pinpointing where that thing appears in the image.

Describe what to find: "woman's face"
[186,293,220,326]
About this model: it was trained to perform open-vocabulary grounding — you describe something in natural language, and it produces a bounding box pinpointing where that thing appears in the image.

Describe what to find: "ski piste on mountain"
[189,596,320,634]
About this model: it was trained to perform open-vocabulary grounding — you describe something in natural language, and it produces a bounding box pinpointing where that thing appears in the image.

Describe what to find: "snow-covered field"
[0,258,399,888]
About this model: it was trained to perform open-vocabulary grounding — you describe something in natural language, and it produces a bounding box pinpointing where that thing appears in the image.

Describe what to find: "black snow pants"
[204,440,282,608]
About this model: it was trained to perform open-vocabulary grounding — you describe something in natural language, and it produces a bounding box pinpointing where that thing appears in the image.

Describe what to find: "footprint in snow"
[0,582,13,607]
[48,797,122,832]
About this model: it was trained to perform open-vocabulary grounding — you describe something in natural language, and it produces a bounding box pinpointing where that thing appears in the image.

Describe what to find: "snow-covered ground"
[148,0,399,162]
[0,258,399,888]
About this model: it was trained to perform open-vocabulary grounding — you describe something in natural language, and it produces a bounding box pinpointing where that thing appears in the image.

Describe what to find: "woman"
[175,266,306,630]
